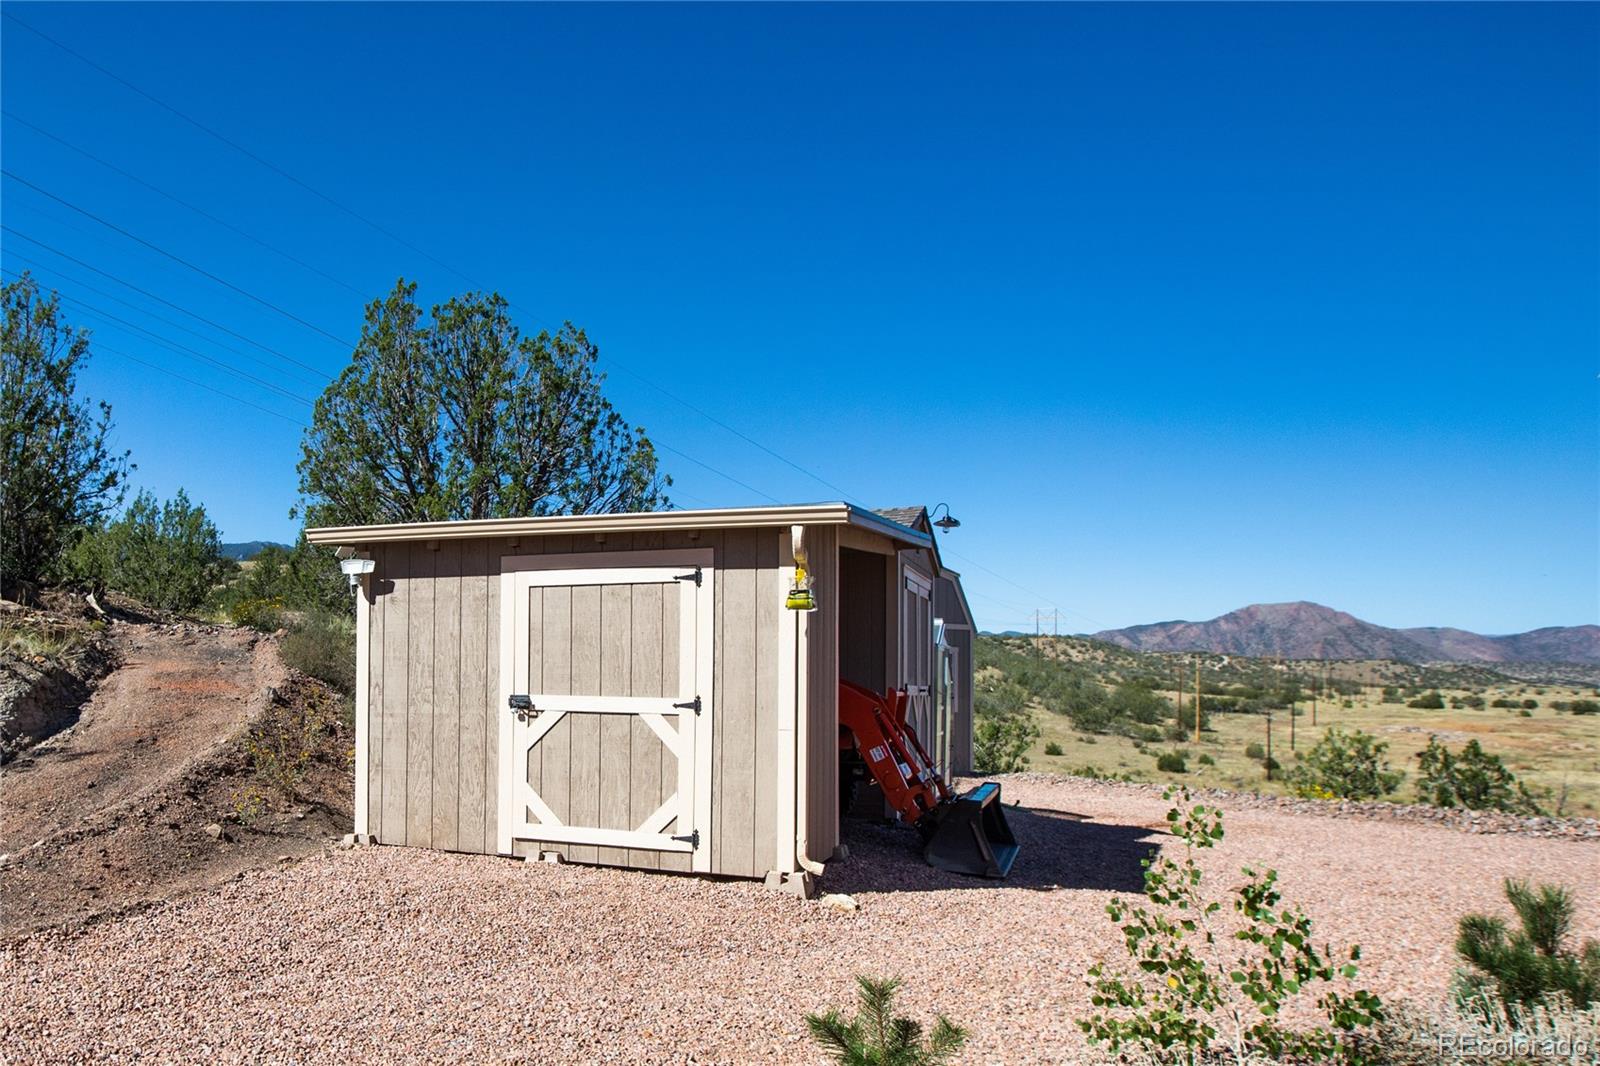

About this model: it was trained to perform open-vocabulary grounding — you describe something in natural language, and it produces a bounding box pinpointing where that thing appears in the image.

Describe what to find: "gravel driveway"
[4,777,1596,1064]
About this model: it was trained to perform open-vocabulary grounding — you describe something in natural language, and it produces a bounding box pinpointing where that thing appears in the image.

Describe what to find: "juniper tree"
[1,273,130,591]
[297,280,667,528]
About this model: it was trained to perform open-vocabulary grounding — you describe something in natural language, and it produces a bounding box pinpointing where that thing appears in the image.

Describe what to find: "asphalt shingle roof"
[872,506,926,529]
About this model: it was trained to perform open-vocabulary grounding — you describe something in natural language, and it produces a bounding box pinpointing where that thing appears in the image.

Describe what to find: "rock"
[819,893,858,912]
[204,823,224,840]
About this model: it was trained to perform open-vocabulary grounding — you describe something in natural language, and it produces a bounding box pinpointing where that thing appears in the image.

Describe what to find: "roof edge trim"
[305,502,932,549]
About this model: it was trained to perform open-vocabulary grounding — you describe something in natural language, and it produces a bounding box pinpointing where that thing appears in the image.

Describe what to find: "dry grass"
[1026,682,1600,817]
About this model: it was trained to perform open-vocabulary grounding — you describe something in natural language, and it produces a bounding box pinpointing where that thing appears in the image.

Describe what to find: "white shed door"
[900,565,936,773]
[497,552,714,872]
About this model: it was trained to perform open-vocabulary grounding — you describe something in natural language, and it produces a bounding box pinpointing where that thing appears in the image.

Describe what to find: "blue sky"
[3,3,1595,634]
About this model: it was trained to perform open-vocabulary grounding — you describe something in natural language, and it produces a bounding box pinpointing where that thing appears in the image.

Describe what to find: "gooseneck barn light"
[929,503,960,531]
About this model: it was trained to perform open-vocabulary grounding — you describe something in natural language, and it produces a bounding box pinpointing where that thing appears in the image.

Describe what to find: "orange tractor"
[838,680,1019,878]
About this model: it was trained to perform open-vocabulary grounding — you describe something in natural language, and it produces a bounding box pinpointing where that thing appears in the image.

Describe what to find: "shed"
[306,503,975,890]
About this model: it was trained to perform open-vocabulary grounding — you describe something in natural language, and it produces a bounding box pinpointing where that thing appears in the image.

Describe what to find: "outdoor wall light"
[930,503,960,531]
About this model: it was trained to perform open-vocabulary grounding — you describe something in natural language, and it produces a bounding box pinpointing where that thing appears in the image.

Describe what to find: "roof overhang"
[305,502,933,550]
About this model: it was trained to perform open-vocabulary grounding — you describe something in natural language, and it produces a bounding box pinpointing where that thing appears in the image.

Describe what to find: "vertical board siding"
[838,549,888,691]
[626,581,664,870]
[714,530,757,877]
[567,586,602,865]
[597,563,633,867]
[405,542,435,847]
[751,531,779,875]
[458,539,489,852]
[365,547,384,841]
[367,527,781,877]
[432,542,462,851]
[379,543,409,844]
[805,526,840,861]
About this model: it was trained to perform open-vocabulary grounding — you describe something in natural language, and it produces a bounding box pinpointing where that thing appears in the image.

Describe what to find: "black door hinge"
[673,695,702,716]
[671,829,700,849]
[674,566,702,586]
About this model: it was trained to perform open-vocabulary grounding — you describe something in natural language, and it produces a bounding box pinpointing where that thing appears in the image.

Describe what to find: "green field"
[978,636,1600,818]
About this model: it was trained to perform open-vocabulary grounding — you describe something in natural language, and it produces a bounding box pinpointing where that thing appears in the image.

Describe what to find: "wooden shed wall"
[838,548,888,692]
[933,574,976,774]
[803,525,840,862]
[361,528,784,878]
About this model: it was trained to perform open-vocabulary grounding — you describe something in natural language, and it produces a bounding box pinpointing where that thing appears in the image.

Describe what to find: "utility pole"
[1053,609,1060,637]
[1194,660,1202,744]
[1175,660,1183,731]
[1265,709,1274,781]
[1313,666,1320,727]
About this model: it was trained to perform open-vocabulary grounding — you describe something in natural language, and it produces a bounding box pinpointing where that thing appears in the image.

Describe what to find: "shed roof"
[305,502,933,549]
[872,506,927,529]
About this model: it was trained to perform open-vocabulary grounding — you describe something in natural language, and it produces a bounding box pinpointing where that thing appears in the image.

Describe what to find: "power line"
[2,109,371,299]
[93,342,308,427]
[3,253,327,388]
[655,444,782,504]
[2,11,478,290]
[6,278,318,406]
[0,20,858,504]
[3,227,329,377]
[2,16,1099,623]
[2,170,356,349]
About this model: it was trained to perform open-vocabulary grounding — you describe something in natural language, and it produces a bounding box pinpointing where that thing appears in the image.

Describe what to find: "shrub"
[1156,751,1188,774]
[279,611,357,696]
[1081,788,1384,1062]
[1197,753,1215,766]
[1522,699,1538,710]
[807,976,966,1066]
[217,537,349,620]
[230,596,285,632]
[1490,698,1521,709]
[972,713,1040,775]
[1288,727,1403,800]
[243,684,351,801]
[1568,699,1600,716]
[1043,741,1064,756]
[974,676,1028,719]
[1408,691,1446,710]
[1244,742,1266,761]
[1108,681,1169,725]
[65,489,228,612]
[1455,879,1600,1017]
[1416,737,1542,815]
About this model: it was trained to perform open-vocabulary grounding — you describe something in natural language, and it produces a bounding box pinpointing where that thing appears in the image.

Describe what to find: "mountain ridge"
[1090,601,1600,664]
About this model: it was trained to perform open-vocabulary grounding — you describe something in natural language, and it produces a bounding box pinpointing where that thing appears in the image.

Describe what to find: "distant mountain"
[220,541,288,561]
[1091,602,1600,665]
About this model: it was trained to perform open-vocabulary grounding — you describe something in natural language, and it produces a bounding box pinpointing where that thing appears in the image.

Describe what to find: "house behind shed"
[306,503,975,886]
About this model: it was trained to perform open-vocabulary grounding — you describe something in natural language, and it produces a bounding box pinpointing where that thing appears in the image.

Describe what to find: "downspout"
[791,525,825,879]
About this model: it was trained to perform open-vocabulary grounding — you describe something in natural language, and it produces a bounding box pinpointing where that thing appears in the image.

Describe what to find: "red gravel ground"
[4,776,1596,1064]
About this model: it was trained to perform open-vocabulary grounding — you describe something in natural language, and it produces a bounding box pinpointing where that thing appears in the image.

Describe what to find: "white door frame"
[496,549,715,872]
[900,561,935,764]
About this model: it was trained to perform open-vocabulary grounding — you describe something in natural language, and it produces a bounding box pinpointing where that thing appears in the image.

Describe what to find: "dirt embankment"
[0,615,352,938]
[0,601,118,762]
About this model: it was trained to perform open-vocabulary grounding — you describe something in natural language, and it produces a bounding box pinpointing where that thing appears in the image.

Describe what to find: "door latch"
[508,694,539,719]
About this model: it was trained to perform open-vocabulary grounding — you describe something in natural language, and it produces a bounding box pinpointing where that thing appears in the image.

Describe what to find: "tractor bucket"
[921,781,1020,879]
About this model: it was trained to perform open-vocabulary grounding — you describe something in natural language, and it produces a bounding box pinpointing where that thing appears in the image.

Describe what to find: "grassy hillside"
[975,634,1600,817]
